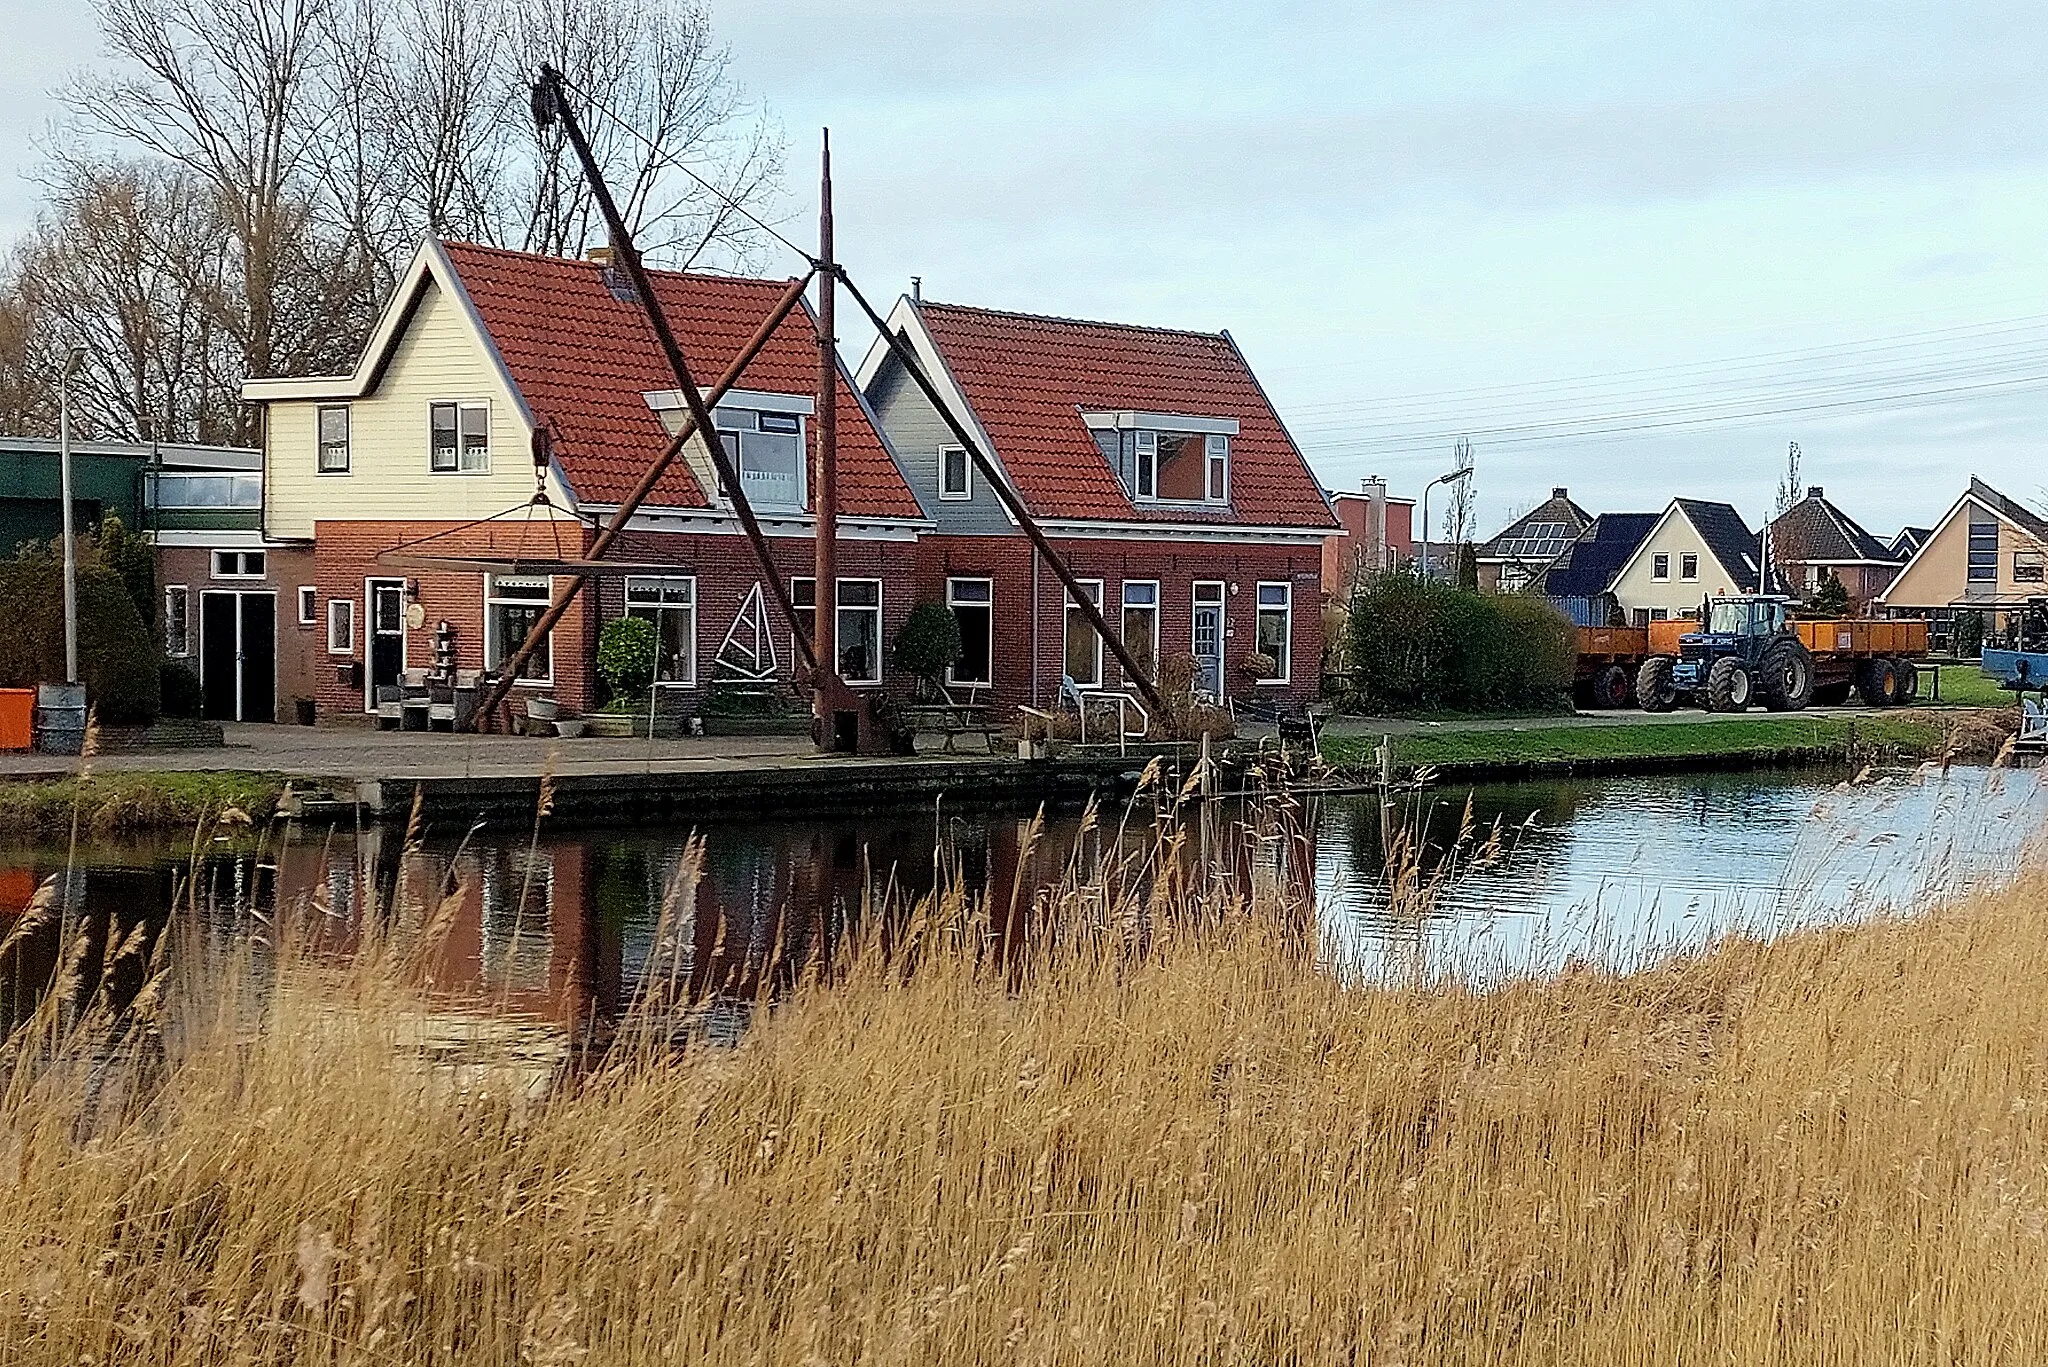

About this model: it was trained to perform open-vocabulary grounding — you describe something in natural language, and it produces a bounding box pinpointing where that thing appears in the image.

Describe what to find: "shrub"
[893,602,962,700]
[597,615,659,699]
[160,661,203,718]
[0,550,161,724]
[1345,571,1573,714]
[96,514,156,627]
[1807,570,1850,618]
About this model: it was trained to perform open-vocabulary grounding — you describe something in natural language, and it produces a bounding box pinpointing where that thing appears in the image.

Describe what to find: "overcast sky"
[9,2,2048,537]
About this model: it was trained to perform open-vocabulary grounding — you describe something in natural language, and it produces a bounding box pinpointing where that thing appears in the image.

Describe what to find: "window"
[1969,515,1999,582]
[1254,582,1292,684]
[625,577,697,685]
[430,401,490,472]
[145,472,261,509]
[715,408,806,511]
[485,576,553,681]
[212,550,266,579]
[1651,553,1670,581]
[297,586,317,626]
[947,578,992,685]
[1680,553,1699,582]
[317,404,350,473]
[2017,549,2046,585]
[1127,430,1228,504]
[836,578,881,685]
[1064,580,1104,689]
[1121,581,1159,681]
[938,445,971,501]
[791,577,817,667]
[163,586,189,657]
[1651,608,1669,621]
[327,598,355,655]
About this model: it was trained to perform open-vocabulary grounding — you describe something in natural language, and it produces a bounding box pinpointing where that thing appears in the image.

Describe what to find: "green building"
[0,437,262,551]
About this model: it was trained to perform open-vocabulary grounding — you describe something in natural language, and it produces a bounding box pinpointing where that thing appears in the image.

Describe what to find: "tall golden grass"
[4,799,2048,1362]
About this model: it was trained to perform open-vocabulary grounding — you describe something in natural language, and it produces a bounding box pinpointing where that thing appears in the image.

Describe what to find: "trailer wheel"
[1707,657,1754,712]
[1590,664,1631,709]
[1857,657,1899,707]
[1636,657,1677,712]
[1758,639,1814,712]
[1893,658,1920,703]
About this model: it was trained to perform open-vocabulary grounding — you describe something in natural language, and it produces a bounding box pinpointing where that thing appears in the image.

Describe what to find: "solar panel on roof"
[1496,521,1573,559]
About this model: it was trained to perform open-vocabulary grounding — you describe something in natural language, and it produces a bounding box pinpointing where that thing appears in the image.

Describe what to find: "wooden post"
[813,130,841,746]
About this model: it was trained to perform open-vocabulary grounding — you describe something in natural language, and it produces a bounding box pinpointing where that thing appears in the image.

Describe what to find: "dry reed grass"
[3,794,2048,1363]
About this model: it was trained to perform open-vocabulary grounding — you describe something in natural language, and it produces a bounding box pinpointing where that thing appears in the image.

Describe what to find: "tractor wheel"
[1758,639,1815,711]
[1813,680,1852,706]
[1590,664,1631,709]
[1857,657,1899,707]
[1636,657,1677,712]
[1707,657,1754,712]
[1893,658,1920,703]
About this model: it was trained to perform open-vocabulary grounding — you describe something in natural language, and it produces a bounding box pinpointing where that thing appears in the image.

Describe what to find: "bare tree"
[1444,435,1476,546]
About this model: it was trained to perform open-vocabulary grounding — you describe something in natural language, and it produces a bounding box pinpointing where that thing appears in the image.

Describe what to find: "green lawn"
[1930,663,2018,708]
[1323,715,1949,772]
[0,771,285,836]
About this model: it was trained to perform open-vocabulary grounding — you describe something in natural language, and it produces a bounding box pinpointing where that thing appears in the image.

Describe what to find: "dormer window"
[715,407,806,512]
[1081,411,1237,506]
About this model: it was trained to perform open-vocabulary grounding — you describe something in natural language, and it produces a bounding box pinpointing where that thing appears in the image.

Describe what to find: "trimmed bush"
[597,615,659,699]
[0,549,161,724]
[160,661,203,718]
[1346,572,1573,714]
[893,602,962,700]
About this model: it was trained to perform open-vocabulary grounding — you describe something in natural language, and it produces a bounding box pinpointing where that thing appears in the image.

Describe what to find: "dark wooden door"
[238,594,275,723]
[368,580,407,707]
[200,592,238,720]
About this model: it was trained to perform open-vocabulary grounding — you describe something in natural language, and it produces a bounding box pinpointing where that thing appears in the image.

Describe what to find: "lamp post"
[1418,467,1473,584]
[58,345,85,685]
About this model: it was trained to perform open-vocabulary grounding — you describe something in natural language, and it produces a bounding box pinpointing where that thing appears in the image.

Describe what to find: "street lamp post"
[1418,467,1473,584]
[58,346,85,685]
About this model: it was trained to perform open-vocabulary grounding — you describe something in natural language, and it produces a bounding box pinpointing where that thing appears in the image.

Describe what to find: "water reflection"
[1,767,2042,1039]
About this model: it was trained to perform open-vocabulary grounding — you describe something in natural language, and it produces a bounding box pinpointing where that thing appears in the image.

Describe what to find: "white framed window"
[625,576,697,685]
[327,597,355,655]
[163,586,189,657]
[1063,579,1104,689]
[317,404,350,473]
[2015,549,2045,585]
[1254,582,1292,684]
[946,577,992,685]
[1129,430,1228,505]
[485,575,553,682]
[1651,553,1670,581]
[1968,515,1999,582]
[938,444,971,501]
[297,585,317,626]
[1120,580,1159,681]
[212,550,266,579]
[836,578,882,685]
[1680,552,1699,582]
[715,408,806,512]
[430,400,490,472]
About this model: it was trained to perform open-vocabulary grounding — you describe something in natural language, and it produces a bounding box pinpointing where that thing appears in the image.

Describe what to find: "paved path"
[0,723,840,781]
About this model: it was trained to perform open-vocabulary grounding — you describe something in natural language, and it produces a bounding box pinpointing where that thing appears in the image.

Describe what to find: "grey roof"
[1768,492,1898,565]
[1543,512,1660,598]
[1478,489,1594,564]
[1890,526,1933,557]
[1674,498,1769,592]
[0,436,259,470]
[1970,477,2048,544]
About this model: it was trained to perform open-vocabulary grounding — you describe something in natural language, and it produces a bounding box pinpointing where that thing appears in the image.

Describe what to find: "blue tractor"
[1636,596,1815,713]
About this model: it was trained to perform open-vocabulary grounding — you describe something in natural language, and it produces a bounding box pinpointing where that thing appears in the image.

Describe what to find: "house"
[241,239,929,723]
[858,298,1337,708]
[1323,476,1415,599]
[1606,498,1769,624]
[1474,488,1593,593]
[1889,526,1933,561]
[1764,485,1903,612]
[1540,512,1661,626]
[1878,477,2048,639]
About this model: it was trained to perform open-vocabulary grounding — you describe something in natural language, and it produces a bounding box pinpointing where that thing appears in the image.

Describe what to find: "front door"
[367,579,407,709]
[1191,581,1225,700]
[199,590,277,722]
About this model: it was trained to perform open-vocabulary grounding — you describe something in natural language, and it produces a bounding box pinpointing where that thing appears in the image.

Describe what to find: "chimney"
[1551,487,1568,499]
[1807,485,1823,500]
[586,245,613,267]
[910,275,922,303]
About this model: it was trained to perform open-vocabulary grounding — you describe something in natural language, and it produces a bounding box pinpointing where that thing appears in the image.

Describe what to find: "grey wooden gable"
[863,348,1018,537]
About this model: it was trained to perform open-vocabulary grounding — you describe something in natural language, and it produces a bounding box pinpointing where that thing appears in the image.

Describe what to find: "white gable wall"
[1609,507,1750,620]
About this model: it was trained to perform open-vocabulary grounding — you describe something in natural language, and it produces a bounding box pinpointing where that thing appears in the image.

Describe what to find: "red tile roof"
[911,302,1336,528]
[440,241,921,518]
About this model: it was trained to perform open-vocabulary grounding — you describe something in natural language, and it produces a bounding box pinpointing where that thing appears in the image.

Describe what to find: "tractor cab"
[1676,596,1788,673]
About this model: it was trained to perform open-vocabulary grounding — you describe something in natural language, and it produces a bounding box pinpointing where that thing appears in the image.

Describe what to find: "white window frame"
[484,575,553,684]
[946,576,993,686]
[1680,552,1699,582]
[297,585,317,626]
[835,577,883,686]
[1651,552,1671,582]
[317,403,351,474]
[326,597,355,655]
[163,585,190,658]
[624,576,698,686]
[1205,434,1229,503]
[1120,580,1159,680]
[429,399,491,473]
[1128,429,1229,506]
[2016,549,2046,585]
[714,408,808,512]
[1191,581,1226,700]
[211,550,266,580]
[1063,579,1105,690]
[938,444,972,501]
[1253,581,1293,686]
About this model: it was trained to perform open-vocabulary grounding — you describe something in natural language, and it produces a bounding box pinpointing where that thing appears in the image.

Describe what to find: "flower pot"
[554,718,589,739]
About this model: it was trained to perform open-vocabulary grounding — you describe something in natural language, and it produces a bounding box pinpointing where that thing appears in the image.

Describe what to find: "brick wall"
[156,542,320,721]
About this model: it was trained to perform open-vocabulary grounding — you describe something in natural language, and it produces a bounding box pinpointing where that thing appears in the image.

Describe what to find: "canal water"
[2,765,2042,1033]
